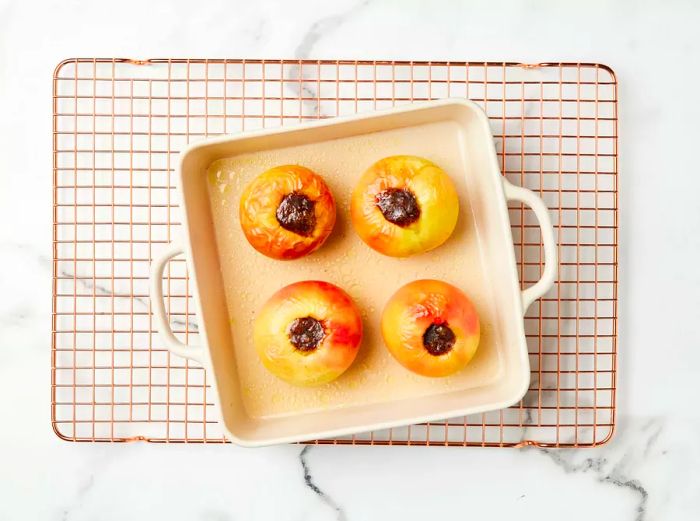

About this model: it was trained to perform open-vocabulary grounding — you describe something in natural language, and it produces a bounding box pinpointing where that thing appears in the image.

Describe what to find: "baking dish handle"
[502,179,558,313]
[149,241,204,364]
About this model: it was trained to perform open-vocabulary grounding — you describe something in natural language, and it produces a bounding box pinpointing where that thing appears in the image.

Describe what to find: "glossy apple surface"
[240,165,336,260]
[254,281,363,386]
[350,155,458,257]
[381,279,480,377]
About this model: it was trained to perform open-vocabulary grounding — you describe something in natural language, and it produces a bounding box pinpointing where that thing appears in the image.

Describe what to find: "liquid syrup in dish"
[207,121,504,419]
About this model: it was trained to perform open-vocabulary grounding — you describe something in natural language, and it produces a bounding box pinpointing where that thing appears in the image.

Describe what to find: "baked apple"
[239,165,336,260]
[381,279,480,377]
[350,155,459,257]
[254,280,363,386]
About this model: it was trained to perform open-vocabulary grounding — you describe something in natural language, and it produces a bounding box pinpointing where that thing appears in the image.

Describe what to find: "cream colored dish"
[149,99,557,447]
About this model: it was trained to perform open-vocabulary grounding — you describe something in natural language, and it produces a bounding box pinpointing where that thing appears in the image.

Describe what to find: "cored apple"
[239,165,336,260]
[254,280,363,386]
[350,155,459,257]
[381,279,480,377]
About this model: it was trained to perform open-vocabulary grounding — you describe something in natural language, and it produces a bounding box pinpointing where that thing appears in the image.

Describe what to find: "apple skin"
[381,279,480,377]
[239,165,336,260]
[350,155,459,257]
[254,281,363,386]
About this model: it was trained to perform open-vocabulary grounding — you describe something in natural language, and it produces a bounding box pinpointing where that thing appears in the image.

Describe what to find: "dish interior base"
[207,120,505,419]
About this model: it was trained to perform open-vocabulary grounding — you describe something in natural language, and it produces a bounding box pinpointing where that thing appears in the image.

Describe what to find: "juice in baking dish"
[206,120,504,419]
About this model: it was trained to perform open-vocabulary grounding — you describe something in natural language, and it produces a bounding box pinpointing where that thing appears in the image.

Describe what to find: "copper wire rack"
[52,59,618,447]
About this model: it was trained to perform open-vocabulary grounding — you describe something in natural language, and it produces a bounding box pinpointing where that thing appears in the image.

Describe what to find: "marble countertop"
[1,0,699,519]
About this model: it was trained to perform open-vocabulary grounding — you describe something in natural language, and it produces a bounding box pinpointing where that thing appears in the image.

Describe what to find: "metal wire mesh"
[52,59,618,447]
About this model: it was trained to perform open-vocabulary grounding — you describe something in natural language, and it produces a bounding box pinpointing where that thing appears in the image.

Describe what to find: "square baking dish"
[150,99,556,447]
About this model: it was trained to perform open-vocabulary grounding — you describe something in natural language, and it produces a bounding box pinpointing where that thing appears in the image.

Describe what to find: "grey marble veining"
[294,0,372,59]
[300,447,346,521]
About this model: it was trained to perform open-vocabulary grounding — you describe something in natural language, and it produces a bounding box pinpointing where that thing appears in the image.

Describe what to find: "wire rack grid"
[52,59,618,447]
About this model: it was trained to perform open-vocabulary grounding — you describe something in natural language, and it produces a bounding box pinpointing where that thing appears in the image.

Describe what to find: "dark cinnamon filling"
[422,323,456,356]
[375,188,420,227]
[276,192,316,236]
[288,316,325,352]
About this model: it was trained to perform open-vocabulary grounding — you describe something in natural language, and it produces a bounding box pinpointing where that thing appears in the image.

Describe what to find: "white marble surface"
[1,0,700,519]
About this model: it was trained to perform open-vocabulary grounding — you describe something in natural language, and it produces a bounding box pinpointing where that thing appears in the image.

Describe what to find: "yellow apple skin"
[350,155,459,257]
[381,279,480,377]
[254,281,363,386]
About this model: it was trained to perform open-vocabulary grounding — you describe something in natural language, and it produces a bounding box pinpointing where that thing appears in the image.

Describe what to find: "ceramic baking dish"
[149,99,556,447]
